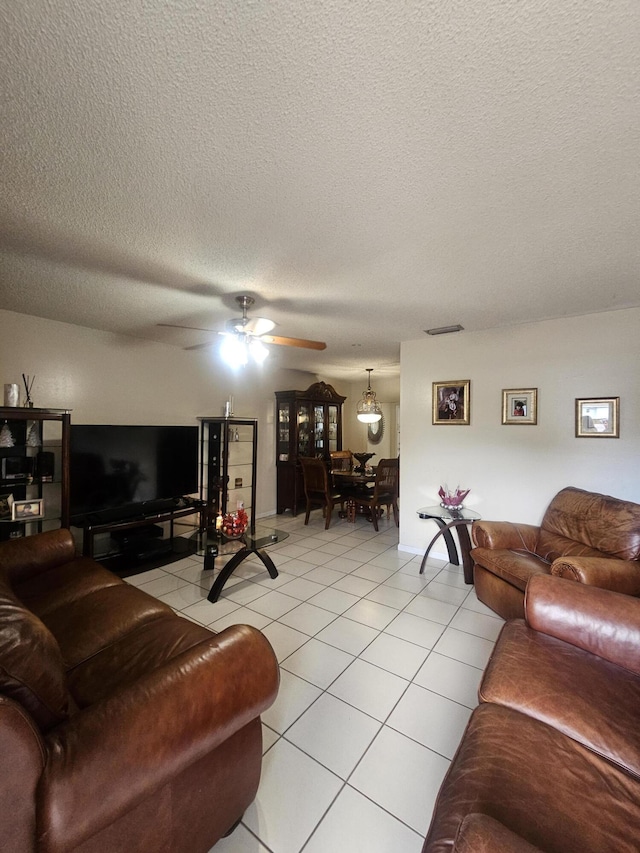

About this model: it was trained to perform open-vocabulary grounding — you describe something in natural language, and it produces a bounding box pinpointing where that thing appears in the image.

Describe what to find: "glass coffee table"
[191,525,289,602]
[416,505,481,584]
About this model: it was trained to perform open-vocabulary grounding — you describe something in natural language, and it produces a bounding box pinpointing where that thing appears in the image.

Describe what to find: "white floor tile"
[433,625,496,670]
[331,573,380,597]
[359,633,429,680]
[286,692,381,779]
[281,638,354,689]
[349,726,450,836]
[259,621,309,662]
[315,616,379,656]
[260,669,322,734]
[462,592,503,619]
[244,739,342,853]
[300,565,346,585]
[414,652,482,709]
[278,602,338,636]
[277,576,327,601]
[343,598,399,630]
[210,822,270,852]
[181,596,240,625]
[383,572,432,594]
[404,594,459,625]
[329,658,409,722]
[384,611,446,650]
[365,584,414,609]
[135,573,191,597]
[246,589,300,619]
[387,683,472,759]
[308,586,360,614]
[304,783,424,853]
[223,580,271,605]
[323,555,367,573]
[352,563,395,583]
[418,581,469,606]
[208,606,272,633]
[449,607,504,642]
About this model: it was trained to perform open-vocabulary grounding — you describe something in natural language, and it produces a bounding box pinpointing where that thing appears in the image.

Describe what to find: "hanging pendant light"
[356,369,383,423]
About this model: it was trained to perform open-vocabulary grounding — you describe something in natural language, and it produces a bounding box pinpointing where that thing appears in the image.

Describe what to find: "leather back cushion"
[541,487,640,561]
[0,575,70,731]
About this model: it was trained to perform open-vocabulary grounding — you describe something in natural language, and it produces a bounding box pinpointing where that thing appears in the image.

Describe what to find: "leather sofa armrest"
[551,556,640,596]
[453,813,545,853]
[0,529,76,583]
[41,624,279,853]
[525,574,640,675]
[471,520,539,552]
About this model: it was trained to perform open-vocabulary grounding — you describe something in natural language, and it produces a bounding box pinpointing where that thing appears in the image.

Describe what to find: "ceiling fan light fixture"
[221,330,269,367]
[356,369,383,423]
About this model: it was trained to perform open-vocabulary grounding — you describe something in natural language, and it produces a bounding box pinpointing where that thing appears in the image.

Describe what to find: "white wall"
[0,310,346,517]
[399,307,640,557]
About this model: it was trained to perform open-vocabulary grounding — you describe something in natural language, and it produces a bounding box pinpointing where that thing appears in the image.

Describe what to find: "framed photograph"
[11,498,44,521]
[432,380,470,425]
[0,493,14,519]
[575,397,619,438]
[502,388,538,425]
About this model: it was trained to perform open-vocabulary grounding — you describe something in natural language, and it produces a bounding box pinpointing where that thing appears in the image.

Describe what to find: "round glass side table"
[416,505,481,584]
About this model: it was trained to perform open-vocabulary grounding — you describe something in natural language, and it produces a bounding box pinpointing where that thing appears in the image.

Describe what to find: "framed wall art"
[575,397,619,438]
[502,388,538,425]
[432,380,470,425]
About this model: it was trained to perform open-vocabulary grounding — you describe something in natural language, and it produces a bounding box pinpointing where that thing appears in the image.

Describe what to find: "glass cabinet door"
[297,404,310,457]
[328,405,339,453]
[314,405,325,456]
[277,402,290,461]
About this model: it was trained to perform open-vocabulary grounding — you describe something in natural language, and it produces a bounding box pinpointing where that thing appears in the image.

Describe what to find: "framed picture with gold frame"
[432,381,470,425]
[502,388,538,425]
[575,397,619,438]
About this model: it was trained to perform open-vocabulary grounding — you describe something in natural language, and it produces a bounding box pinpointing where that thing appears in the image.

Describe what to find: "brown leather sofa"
[423,574,640,852]
[471,486,640,619]
[0,529,279,853]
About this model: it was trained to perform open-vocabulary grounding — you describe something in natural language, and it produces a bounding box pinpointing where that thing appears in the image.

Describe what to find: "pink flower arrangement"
[438,486,470,509]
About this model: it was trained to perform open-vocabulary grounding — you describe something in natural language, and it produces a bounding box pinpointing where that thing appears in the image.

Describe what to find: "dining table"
[331,467,376,522]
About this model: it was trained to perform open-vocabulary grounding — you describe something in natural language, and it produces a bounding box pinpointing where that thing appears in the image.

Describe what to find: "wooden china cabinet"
[275,382,345,515]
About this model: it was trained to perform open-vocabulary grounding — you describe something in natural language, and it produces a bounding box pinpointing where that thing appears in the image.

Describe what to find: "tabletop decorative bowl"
[438,486,470,510]
[353,452,375,473]
[221,509,249,539]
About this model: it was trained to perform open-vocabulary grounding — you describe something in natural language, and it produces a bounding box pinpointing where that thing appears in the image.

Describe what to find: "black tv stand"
[77,500,204,567]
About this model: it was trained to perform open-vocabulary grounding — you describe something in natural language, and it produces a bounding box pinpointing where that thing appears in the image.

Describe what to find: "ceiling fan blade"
[184,340,216,351]
[261,334,327,350]
[157,323,216,332]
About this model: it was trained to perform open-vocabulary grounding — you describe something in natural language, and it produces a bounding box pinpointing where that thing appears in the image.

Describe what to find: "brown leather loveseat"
[0,529,279,853]
[471,486,640,619]
[423,574,640,852]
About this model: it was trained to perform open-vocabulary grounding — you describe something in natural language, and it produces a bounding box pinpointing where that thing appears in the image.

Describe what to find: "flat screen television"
[70,424,198,522]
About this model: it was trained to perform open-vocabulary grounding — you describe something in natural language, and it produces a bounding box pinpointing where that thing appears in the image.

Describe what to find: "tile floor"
[128,511,504,853]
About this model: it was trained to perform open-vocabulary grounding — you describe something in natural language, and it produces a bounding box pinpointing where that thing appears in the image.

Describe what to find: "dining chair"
[353,457,399,531]
[329,450,353,472]
[300,457,346,530]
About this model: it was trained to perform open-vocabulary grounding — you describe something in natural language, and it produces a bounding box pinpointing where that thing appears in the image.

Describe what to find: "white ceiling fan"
[158,295,327,353]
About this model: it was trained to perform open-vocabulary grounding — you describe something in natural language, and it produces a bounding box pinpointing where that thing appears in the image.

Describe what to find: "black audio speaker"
[36,451,55,482]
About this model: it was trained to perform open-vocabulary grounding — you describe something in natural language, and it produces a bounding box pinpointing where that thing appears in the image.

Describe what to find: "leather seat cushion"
[68,614,216,707]
[0,575,70,730]
[542,488,640,561]
[479,620,640,777]
[14,556,122,617]
[471,548,550,591]
[38,584,175,668]
[425,703,640,853]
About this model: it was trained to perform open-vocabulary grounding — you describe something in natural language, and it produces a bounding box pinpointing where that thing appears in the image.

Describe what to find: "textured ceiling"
[1,0,639,378]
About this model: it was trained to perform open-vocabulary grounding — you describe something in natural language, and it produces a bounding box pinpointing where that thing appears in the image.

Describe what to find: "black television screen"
[70,425,198,520]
